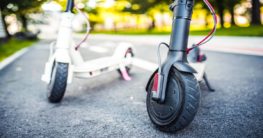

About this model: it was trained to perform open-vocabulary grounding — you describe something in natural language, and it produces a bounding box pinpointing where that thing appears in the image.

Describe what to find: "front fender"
[41,49,73,84]
[173,62,197,73]
[145,62,196,92]
[113,42,134,59]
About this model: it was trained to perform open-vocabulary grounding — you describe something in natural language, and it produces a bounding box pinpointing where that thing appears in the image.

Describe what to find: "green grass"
[90,26,263,36]
[190,26,263,36]
[0,39,36,62]
[90,29,170,35]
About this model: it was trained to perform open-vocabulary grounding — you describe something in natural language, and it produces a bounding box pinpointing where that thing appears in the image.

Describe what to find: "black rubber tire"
[47,62,68,103]
[146,67,201,132]
[117,48,134,75]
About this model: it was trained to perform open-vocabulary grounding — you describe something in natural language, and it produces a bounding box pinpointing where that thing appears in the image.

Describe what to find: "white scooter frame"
[41,11,134,103]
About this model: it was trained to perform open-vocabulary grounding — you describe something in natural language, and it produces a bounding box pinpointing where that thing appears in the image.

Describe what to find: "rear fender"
[113,42,134,59]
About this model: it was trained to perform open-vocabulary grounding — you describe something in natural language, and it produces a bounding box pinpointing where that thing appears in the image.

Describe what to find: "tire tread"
[48,62,68,103]
[148,68,201,132]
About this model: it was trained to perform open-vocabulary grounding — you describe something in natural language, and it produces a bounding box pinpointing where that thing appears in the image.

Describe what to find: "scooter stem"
[66,0,74,13]
[153,0,195,103]
[170,0,194,52]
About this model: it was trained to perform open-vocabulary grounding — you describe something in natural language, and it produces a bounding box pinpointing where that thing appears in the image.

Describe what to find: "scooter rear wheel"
[47,62,68,103]
[146,67,200,132]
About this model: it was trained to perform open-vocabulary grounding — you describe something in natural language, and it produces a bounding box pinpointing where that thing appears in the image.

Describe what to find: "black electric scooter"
[145,0,217,132]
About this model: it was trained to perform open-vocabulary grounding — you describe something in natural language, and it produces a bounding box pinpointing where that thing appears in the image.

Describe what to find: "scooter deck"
[74,57,124,72]
[73,57,131,78]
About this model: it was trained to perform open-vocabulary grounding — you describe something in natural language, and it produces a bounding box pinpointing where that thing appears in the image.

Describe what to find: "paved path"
[0,36,263,137]
[74,34,263,56]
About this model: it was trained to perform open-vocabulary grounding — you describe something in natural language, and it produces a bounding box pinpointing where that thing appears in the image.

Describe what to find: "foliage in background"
[190,25,263,36]
[0,0,47,38]
[91,25,263,36]
[0,0,262,37]
[126,0,262,28]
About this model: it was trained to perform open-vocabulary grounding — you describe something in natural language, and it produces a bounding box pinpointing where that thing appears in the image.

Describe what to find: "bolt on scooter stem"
[152,0,195,103]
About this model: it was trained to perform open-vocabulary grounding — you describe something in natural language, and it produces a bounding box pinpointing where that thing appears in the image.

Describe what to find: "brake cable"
[74,5,91,50]
[187,0,218,53]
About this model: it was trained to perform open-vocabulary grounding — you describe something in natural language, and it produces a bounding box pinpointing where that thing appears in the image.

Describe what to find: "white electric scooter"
[41,0,134,103]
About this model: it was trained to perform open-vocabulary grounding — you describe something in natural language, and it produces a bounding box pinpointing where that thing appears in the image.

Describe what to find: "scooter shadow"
[61,73,137,105]
[150,82,219,135]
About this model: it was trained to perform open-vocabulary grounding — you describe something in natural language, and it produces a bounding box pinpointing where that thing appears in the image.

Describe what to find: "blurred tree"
[0,0,47,36]
[196,0,244,27]
[195,0,226,28]
[251,0,262,25]
[128,0,238,28]
[123,0,171,29]
[216,0,225,28]
[123,0,171,13]
[0,7,9,38]
[226,0,241,26]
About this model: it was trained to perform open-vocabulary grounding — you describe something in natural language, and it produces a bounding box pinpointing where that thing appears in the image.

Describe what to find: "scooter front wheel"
[146,67,200,132]
[47,62,68,103]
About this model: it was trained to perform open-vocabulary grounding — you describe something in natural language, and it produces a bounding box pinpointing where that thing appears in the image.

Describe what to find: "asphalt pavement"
[0,35,263,138]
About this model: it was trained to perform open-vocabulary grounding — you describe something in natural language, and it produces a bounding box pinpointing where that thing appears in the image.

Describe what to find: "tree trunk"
[148,16,156,31]
[20,14,28,32]
[217,0,225,28]
[1,13,10,38]
[205,12,210,27]
[251,0,261,25]
[230,6,236,26]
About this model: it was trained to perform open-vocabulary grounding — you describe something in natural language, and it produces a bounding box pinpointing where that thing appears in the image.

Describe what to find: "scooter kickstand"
[203,72,215,92]
[119,66,132,81]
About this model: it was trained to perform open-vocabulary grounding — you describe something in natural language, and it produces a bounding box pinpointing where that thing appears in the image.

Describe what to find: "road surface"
[0,35,263,137]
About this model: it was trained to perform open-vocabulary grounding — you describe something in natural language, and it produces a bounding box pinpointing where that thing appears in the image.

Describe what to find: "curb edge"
[0,47,29,70]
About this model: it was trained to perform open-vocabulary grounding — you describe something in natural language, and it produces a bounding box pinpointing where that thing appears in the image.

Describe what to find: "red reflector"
[152,73,159,92]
